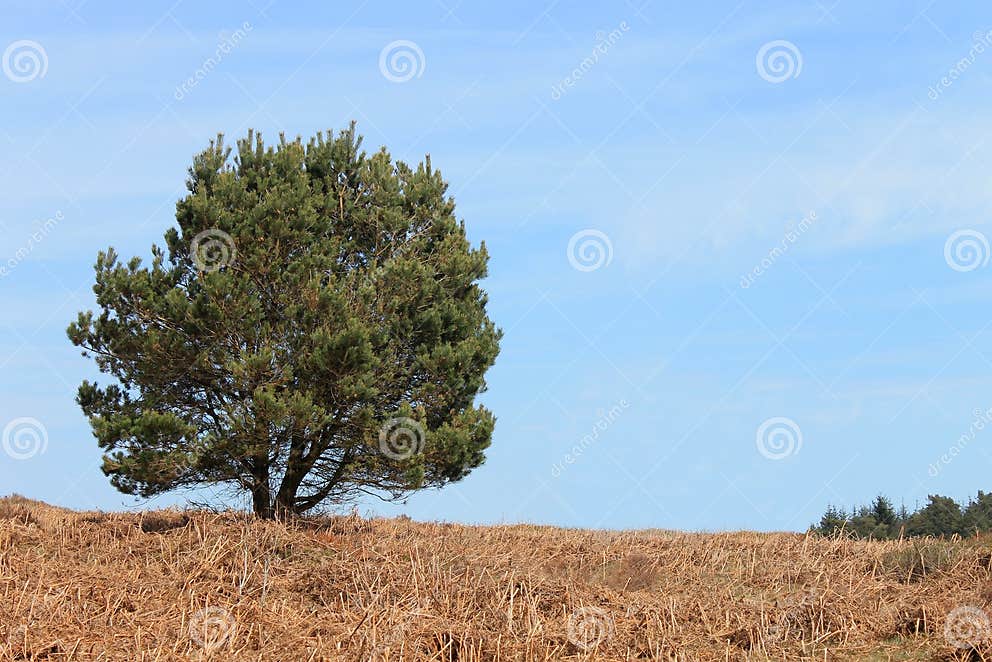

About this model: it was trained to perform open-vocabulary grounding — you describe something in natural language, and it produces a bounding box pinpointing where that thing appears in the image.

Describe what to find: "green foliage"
[878,540,960,582]
[817,505,848,536]
[964,490,992,532]
[68,125,502,518]
[814,491,989,540]
[871,495,897,527]
[904,495,964,537]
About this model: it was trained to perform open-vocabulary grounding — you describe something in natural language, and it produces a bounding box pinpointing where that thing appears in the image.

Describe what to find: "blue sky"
[3,0,992,531]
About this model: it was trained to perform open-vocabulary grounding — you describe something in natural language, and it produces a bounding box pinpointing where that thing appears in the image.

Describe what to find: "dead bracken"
[0,494,989,660]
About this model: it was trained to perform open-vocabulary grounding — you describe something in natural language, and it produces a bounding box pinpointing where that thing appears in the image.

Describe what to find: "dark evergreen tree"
[849,505,878,539]
[68,125,502,518]
[870,495,897,527]
[964,491,992,533]
[904,495,965,537]
[817,505,848,536]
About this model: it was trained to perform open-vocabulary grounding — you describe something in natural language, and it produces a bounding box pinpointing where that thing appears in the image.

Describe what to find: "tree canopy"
[68,125,501,518]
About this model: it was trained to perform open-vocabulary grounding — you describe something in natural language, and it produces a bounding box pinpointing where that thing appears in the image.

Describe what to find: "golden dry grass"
[0,494,989,661]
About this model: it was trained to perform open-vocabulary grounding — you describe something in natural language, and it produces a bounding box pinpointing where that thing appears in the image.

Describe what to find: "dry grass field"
[0,494,989,661]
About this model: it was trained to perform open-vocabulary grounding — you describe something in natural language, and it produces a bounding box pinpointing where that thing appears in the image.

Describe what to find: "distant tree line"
[813,491,992,539]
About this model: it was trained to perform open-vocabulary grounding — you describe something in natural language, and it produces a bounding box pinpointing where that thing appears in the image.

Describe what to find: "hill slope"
[0,495,988,660]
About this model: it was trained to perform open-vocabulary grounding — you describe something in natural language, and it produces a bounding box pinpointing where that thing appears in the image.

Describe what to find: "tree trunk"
[273,491,298,520]
[248,448,275,518]
[251,483,273,519]
[273,435,308,520]
[250,456,273,519]
[274,469,302,518]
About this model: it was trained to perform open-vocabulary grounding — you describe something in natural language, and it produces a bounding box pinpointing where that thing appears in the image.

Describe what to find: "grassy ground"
[0,494,989,660]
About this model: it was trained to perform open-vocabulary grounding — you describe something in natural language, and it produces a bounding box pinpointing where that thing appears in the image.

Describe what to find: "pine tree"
[817,505,848,536]
[964,491,992,533]
[861,494,897,538]
[870,495,897,526]
[68,126,502,518]
[905,495,965,537]
[849,505,878,539]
